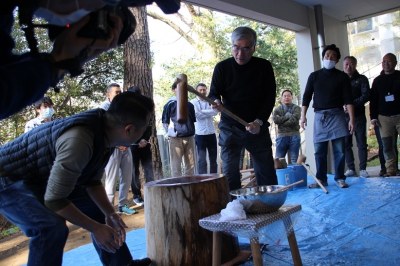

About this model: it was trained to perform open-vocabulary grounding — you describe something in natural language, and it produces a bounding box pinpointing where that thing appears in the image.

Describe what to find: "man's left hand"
[348,120,355,134]
[106,213,127,244]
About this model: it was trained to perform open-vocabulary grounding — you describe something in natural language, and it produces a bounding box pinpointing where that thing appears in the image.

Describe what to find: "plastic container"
[276,164,307,190]
[287,164,307,188]
[276,168,294,190]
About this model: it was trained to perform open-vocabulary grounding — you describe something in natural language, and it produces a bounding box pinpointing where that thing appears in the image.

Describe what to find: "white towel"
[219,199,247,221]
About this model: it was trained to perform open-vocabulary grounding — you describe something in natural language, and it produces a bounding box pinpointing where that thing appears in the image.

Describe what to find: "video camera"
[75,5,136,46]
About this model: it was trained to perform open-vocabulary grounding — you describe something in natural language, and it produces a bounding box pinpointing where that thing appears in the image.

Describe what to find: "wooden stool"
[199,205,302,266]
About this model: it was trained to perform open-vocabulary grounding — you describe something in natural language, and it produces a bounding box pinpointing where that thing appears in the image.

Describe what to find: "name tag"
[385,94,395,102]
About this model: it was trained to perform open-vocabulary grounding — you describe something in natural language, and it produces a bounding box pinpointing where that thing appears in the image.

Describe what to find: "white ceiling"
[292,0,400,22]
[186,0,400,31]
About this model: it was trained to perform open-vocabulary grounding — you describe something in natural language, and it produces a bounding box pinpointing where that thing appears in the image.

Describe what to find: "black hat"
[127,86,141,94]
[34,96,53,109]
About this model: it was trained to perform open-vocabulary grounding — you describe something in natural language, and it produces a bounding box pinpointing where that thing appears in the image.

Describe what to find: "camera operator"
[0,0,180,120]
[0,0,123,120]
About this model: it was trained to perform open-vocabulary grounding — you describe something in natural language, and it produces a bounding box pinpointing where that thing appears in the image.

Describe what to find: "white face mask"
[34,8,90,26]
[40,107,55,120]
[323,59,336,70]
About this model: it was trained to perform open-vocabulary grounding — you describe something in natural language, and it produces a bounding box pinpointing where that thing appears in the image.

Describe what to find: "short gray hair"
[231,27,257,47]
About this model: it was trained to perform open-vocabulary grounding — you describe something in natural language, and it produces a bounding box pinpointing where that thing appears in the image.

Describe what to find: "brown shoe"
[383,172,397,177]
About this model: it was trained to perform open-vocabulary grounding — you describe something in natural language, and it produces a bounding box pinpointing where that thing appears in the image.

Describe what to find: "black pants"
[130,146,154,197]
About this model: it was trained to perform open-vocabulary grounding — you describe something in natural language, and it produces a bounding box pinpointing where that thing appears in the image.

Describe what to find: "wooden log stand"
[144,174,239,265]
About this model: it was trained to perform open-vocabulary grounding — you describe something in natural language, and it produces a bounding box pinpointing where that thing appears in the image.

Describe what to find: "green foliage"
[0,225,20,239]
[153,6,300,112]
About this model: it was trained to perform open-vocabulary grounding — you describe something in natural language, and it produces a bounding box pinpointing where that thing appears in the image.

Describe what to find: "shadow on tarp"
[63,175,400,266]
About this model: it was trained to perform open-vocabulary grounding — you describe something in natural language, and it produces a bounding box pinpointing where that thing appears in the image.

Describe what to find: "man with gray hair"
[209,26,277,190]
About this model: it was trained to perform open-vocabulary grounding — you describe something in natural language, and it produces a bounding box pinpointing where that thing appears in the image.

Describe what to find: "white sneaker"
[359,169,369,178]
[133,196,144,207]
[344,169,355,177]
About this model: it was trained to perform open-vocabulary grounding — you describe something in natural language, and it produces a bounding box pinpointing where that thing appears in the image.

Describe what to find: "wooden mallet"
[175,73,249,127]
[175,74,189,124]
[298,154,329,193]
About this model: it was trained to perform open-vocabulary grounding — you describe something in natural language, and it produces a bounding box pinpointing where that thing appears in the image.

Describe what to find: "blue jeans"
[219,122,277,191]
[314,137,346,182]
[345,115,368,170]
[195,134,218,174]
[0,180,132,266]
[275,134,301,164]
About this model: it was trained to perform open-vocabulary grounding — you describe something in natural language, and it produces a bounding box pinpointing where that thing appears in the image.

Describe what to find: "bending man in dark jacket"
[0,92,153,266]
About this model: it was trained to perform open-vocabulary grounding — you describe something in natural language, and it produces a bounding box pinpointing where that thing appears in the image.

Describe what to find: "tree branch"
[147,10,196,46]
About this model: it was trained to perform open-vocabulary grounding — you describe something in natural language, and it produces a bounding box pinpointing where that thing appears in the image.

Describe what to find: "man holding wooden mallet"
[208,26,278,191]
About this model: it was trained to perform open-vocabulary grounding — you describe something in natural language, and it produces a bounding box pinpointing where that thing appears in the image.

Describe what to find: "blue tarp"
[63,175,400,266]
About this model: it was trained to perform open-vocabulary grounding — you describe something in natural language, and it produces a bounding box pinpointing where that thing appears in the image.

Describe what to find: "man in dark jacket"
[370,53,400,177]
[0,92,153,266]
[342,56,370,178]
[162,80,196,177]
[209,26,277,191]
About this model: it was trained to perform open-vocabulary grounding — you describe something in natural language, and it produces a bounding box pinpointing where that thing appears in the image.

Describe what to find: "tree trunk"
[144,175,239,265]
[124,7,163,179]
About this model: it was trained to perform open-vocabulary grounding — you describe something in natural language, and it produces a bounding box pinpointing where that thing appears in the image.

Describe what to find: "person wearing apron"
[301,44,354,188]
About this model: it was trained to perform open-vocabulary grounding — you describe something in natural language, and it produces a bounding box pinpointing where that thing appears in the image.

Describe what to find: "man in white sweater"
[190,83,219,174]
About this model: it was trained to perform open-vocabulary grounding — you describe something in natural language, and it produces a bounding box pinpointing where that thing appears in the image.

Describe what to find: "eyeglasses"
[382,60,396,64]
[232,45,253,53]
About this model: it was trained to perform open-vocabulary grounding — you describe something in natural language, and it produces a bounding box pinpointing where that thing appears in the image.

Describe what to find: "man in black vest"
[0,92,153,266]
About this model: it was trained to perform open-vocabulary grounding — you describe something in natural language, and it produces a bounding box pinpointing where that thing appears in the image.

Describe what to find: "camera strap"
[18,3,39,55]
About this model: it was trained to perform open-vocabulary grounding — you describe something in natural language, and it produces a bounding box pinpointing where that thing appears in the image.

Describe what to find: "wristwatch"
[254,119,263,126]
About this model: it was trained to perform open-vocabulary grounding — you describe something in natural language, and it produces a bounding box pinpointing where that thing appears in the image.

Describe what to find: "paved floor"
[63,167,400,266]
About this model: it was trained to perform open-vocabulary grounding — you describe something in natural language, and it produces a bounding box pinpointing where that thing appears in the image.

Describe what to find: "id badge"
[385,94,395,102]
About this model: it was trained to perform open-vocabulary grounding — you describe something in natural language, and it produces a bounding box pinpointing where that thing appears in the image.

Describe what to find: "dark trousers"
[219,122,277,191]
[345,115,368,170]
[195,134,218,174]
[130,146,154,198]
[314,137,346,182]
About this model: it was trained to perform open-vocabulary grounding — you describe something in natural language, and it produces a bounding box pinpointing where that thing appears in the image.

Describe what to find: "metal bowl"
[230,185,288,213]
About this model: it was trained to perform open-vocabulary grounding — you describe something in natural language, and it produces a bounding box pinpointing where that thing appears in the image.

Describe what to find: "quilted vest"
[0,109,112,185]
